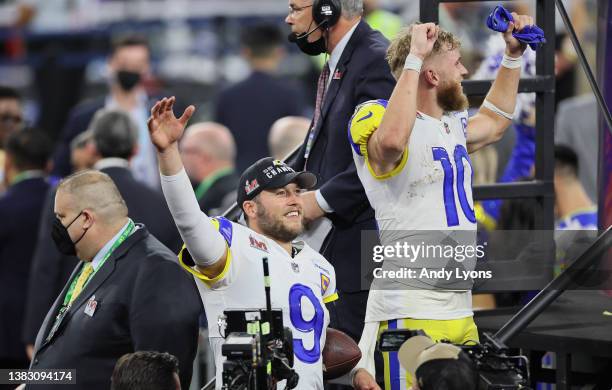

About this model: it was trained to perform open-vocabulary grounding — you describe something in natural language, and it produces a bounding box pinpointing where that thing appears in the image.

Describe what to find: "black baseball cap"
[237,157,317,209]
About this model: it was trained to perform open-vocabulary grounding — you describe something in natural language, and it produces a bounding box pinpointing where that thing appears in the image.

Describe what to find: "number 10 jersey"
[349,100,476,321]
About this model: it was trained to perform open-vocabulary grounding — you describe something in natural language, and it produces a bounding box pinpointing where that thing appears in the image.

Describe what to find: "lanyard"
[194,167,234,201]
[10,170,45,186]
[46,220,135,343]
[62,219,135,307]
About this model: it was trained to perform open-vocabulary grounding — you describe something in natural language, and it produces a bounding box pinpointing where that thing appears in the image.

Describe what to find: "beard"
[256,204,303,243]
[437,80,469,112]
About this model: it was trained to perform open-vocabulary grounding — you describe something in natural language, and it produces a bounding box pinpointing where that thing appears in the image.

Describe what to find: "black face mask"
[288,32,327,56]
[116,70,141,92]
[51,211,88,256]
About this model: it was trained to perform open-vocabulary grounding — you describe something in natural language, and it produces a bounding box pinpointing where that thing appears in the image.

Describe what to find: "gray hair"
[89,109,138,159]
[341,0,363,19]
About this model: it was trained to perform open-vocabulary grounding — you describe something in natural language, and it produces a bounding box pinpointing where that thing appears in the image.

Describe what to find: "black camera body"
[378,329,529,390]
[220,309,298,390]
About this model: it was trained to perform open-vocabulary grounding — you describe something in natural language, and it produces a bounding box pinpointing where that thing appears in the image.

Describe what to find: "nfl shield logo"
[444,122,451,134]
[291,262,300,273]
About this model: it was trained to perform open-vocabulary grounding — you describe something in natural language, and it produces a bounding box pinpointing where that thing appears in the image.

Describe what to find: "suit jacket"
[215,71,305,172]
[289,21,395,292]
[22,164,182,346]
[51,97,105,178]
[29,226,202,390]
[197,170,239,215]
[0,177,49,361]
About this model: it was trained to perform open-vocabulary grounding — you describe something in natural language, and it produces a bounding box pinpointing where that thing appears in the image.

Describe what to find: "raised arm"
[147,97,227,279]
[365,23,438,176]
[467,12,532,153]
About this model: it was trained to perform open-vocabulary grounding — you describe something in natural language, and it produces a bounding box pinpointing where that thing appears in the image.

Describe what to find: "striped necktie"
[304,62,330,162]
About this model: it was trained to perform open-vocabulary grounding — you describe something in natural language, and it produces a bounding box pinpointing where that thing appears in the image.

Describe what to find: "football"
[322,328,362,380]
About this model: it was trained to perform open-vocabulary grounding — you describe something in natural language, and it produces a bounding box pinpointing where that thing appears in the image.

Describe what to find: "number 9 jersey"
[178,217,338,390]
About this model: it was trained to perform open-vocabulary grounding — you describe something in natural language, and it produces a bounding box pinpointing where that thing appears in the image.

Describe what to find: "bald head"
[181,122,236,182]
[57,170,128,225]
[182,122,236,162]
[268,116,310,160]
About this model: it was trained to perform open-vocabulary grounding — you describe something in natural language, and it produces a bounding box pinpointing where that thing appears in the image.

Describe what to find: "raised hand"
[147,96,195,153]
[410,22,439,60]
[503,12,532,57]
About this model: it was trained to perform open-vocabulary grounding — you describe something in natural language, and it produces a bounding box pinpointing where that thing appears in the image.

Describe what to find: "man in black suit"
[0,86,24,193]
[180,122,239,215]
[51,35,161,189]
[28,170,201,390]
[214,24,306,172]
[23,109,182,355]
[285,0,395,340]
[0,130,51,382]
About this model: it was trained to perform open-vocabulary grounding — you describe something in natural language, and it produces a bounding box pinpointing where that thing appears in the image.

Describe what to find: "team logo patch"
[461,117,468,138]
[249,235,269,252]
[321,273,330,295]
[443,122,451,134]
[245,179,259,195]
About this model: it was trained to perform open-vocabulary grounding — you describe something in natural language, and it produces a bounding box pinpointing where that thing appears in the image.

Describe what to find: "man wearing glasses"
[284,0,395,345]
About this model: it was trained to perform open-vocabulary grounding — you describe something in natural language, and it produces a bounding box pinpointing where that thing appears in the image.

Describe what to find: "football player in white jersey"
[147,97,338,390]
[349,15,534,390]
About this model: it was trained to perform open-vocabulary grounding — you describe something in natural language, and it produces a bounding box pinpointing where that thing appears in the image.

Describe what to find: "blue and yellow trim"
[178,244,232,287]
[366,147,408,181]
[323,292,339,304]
[177,217,234,287]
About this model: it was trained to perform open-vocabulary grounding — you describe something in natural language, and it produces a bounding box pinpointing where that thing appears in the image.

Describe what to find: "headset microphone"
[287,20,327,43]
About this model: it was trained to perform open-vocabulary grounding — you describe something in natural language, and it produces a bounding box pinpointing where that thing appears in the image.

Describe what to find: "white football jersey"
[179,217,337,390]
[349,101,476,321]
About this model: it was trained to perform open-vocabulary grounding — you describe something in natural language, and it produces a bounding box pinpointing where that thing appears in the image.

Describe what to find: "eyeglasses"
[288,3,313,15]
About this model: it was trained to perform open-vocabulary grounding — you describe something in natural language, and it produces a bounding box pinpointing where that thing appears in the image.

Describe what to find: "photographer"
[147,97,338,390]
[398,335,478,390]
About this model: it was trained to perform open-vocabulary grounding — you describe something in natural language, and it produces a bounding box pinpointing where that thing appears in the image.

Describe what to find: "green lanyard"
[10,170,44,186]
[62,220,135,307]
[194,167,234,201]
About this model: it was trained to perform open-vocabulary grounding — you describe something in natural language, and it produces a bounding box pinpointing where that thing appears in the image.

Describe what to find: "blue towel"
[486,5,546,50]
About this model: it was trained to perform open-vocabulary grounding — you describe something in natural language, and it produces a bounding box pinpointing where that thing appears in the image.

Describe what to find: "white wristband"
[501,53,522,69]
[482,99,514,120]
[403,53,423,73]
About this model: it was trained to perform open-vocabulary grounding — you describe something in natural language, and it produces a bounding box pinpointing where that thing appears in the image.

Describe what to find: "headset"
[289,0,342,42]
[312,0,341,29]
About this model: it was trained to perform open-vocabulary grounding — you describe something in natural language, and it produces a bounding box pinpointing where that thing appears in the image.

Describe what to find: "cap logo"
[245,179,259,195]
[263,164,294,179]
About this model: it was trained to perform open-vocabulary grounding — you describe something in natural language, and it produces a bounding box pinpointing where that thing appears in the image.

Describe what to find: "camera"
[378,329,529,390]
[219,309,298,390]
[219,257,299,390]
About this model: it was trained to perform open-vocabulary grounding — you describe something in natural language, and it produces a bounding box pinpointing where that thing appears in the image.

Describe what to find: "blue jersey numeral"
[432,145,476,226]
[289,284,324,364]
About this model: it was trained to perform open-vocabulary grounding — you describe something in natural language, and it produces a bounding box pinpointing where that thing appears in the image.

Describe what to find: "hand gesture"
[353,368,382,390]
[503,12,533,57]
[147,96,195,153]
[410,23,439,60]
